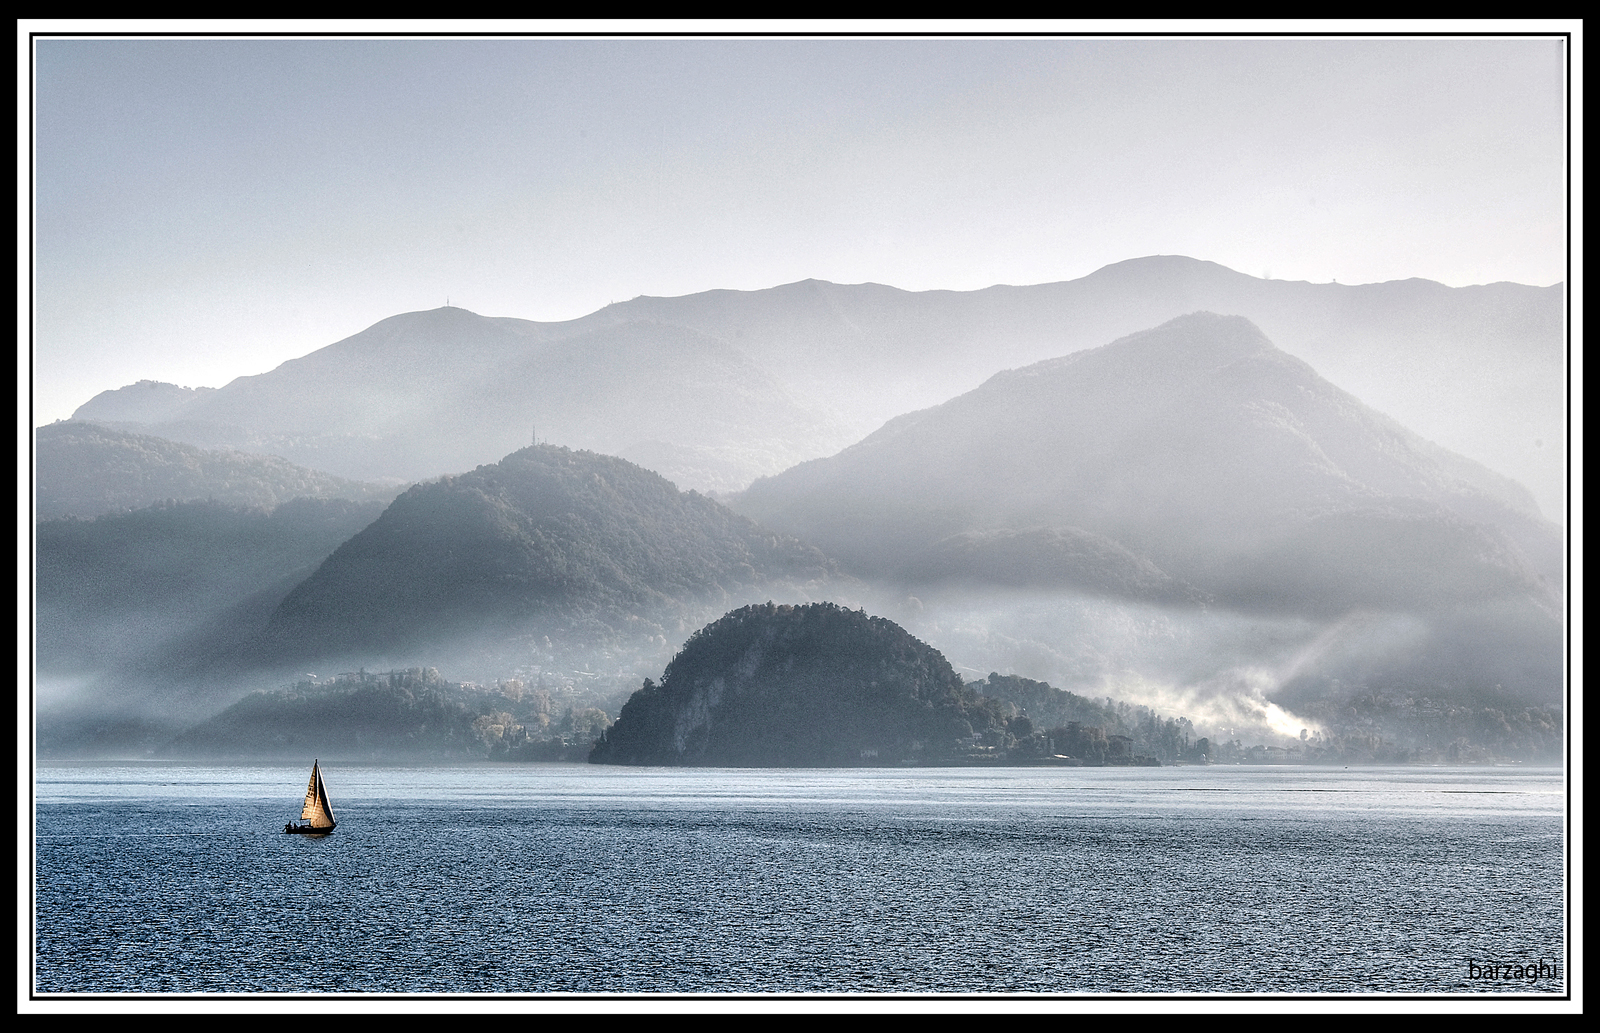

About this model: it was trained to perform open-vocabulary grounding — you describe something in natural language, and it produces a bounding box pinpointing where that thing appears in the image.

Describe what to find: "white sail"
[299,760,336,829]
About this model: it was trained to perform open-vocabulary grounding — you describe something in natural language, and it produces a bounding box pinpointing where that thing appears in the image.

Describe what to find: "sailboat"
[284,760,337,835]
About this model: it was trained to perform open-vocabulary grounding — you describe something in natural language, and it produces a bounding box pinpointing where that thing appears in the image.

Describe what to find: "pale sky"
[27,31,1571,425]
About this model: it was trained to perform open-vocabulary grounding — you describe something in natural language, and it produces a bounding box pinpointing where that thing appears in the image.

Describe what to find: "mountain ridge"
[67,256,1565,515]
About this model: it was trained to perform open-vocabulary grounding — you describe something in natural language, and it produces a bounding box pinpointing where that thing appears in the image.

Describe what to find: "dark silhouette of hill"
[244,445,847,678]
[35,421,400,519]
[734,313,1560,620]
[589,602,1005,766]
[69,257,1564,515]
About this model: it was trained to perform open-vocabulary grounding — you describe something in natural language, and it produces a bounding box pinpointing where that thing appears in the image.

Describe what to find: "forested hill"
[590,602,1006,766]
[248,445,846,674]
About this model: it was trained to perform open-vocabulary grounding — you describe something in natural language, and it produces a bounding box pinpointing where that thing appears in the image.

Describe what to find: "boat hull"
[284,823,336,835]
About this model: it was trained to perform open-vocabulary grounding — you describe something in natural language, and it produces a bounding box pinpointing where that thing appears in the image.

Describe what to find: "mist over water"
[870,587,1350,742]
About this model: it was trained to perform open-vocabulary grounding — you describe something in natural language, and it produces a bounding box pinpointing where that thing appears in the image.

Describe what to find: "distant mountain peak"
[989,312,1284,393]
[360,303,504,334]
[1095,254,1234,273]
[734,311,1560,616]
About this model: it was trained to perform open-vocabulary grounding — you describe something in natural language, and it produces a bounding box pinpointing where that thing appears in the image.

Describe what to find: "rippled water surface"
[33,764,1567,996]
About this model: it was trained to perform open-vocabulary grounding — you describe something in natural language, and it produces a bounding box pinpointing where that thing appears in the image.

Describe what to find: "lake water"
[31,763,1568,999]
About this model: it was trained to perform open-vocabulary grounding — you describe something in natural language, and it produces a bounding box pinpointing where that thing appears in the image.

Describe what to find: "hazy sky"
[29,32,1570,424]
